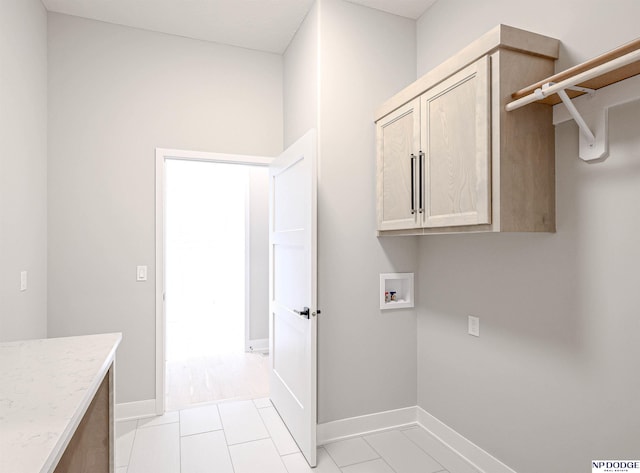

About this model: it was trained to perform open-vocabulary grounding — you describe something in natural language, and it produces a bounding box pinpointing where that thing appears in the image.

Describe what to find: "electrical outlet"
[468,315,480,337]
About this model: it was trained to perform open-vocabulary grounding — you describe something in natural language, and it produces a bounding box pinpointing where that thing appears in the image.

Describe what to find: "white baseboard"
[317,405,517,473]
[317,406,417,444]
[116,399,157,422]
[416,406,518,473]
[246,338,269,353]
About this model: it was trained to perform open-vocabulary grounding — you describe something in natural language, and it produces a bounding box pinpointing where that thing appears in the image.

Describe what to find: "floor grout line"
[124,421,138,473]
[398,428,447,472]
[401,424,480,473]
[179,427,225,438]
[361,435,399,473]
[218,420,237,473]
[178,417,182,473]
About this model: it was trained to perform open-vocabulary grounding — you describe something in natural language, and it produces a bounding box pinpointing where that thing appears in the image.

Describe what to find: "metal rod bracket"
[536,82,606,161]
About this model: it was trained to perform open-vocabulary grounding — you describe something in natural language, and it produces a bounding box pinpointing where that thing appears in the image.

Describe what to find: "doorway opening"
[158,151,271,412]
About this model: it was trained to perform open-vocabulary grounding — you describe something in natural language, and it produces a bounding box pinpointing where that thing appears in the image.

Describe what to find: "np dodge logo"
[593,461,640,472]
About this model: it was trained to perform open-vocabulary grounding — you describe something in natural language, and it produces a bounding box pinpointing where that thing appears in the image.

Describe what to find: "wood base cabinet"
[54,369,112,473]
[375,25,560,236]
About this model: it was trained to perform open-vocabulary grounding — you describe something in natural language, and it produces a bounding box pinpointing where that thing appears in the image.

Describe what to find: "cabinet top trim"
[374,24,559,121]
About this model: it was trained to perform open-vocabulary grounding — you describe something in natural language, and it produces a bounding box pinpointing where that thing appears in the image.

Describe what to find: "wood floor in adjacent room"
[166,350,269,411]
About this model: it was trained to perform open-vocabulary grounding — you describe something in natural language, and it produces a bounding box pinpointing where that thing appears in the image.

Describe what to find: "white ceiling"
[41,0,438,54]
[348,0,437,19]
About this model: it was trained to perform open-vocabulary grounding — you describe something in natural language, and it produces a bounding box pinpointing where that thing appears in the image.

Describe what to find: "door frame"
[154,148,272,414]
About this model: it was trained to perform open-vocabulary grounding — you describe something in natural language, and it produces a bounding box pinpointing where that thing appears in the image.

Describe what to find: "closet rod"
[505,48,640,112]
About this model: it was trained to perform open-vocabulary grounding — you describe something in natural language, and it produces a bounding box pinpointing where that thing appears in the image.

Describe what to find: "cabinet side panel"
[497,49,556,232]
[53,373,110,473]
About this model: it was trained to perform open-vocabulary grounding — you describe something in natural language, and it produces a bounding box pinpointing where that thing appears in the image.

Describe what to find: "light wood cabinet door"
[376,98,421,231]
[420,57,491,228]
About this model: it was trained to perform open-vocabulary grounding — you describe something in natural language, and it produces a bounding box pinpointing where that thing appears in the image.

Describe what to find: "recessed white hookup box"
[380,272,414,310]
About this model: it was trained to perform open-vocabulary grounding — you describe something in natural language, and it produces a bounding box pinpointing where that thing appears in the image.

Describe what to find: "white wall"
[0,0,48,341]
[316,0,418,423]
[47,13,283,403]
[416,1,640,471]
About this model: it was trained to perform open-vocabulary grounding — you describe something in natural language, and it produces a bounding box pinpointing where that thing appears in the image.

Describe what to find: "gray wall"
[416,1,640,471]
[286,0,419,423]
[0,0,48,341]
[283,2,319,149]
[318,0,419,423]
[47,13,283,403]
[248,167,269,342]
[417,0,640,76]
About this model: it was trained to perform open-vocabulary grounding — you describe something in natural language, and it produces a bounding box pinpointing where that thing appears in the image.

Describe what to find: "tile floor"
[116,398,479,473]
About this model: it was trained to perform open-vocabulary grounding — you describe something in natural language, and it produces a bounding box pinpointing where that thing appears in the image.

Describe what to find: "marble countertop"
[0,333,122,473]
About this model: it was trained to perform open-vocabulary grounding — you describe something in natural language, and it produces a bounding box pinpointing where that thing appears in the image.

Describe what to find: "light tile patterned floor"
[116,398,479,473]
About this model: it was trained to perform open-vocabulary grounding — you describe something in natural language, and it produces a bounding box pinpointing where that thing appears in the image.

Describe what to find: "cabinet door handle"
[418,151,424,214]
[410,154,416,215]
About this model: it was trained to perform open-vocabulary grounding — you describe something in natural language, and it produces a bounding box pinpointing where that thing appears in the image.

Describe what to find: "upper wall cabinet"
[375,25,560,236]
[377,98,421,230]
[421,56,491,228]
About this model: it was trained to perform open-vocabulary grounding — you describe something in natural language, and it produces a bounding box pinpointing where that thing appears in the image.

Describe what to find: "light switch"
[137,266,148,282]
[20,271,27,291]
[468,315,480,337]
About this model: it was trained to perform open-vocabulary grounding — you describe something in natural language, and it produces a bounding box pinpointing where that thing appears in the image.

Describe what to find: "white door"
[269,129,317,467]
